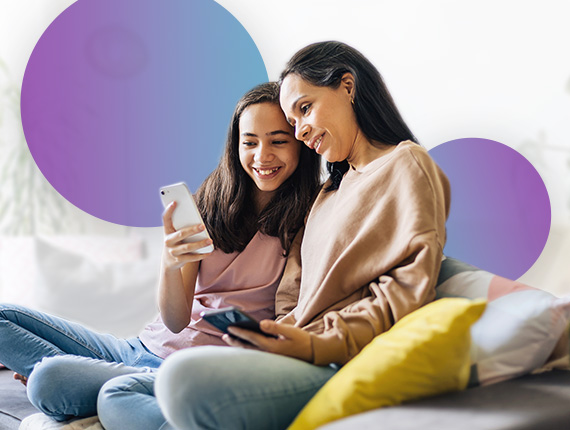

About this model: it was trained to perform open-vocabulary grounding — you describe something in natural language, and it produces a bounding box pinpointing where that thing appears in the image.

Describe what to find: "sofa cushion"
[288,298,486,430]
[436,257,570,386]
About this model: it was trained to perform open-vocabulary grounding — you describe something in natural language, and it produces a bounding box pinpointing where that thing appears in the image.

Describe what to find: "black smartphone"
[200,307,276,338]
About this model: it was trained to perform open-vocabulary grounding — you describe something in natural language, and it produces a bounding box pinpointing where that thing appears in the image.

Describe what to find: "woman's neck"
[347,131,398,171]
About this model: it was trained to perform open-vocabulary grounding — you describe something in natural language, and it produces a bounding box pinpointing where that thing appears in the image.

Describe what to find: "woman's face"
[279,73,359,163]
[238,102,301,197]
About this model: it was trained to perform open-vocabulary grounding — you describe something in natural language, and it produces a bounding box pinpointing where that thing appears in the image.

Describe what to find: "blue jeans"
[0,304,163,421]
[154,346,339,430]
[97,373,173,430]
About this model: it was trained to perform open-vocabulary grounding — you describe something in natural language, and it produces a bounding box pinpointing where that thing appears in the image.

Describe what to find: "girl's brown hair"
[194,82,321,255]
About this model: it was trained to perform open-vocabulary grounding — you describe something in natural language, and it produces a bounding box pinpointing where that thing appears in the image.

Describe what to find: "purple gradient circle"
[429,138,551,279]
[21,0,268,227]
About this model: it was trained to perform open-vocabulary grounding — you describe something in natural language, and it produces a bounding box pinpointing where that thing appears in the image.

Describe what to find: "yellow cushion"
[288,298,486,430]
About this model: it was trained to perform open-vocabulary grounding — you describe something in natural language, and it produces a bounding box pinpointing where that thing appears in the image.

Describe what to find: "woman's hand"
[162,201,213,272]
[223,320,314,363]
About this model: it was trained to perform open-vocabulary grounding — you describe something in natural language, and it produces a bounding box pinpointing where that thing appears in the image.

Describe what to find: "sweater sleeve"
[310,231,443,366]
[275,227,304,322]
[307,146,450,366]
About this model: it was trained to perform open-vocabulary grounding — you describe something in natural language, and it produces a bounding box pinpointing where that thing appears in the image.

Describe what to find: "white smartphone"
[159,182,214,254]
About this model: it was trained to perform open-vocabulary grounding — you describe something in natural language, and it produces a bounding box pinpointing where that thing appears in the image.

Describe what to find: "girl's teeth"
[257,167,279,176]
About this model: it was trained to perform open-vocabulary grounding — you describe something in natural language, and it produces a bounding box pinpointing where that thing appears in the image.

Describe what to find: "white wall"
[1,0,569,295]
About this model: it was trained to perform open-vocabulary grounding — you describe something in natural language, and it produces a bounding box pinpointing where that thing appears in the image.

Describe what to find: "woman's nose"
[295,123,310,142]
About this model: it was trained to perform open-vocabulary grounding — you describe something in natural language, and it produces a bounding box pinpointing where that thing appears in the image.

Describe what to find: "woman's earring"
[351,98,355,105]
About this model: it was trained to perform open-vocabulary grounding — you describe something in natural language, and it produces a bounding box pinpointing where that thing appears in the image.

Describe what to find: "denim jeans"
[97,372,174,430]
[155,346,339,430]
[0,304,163,421]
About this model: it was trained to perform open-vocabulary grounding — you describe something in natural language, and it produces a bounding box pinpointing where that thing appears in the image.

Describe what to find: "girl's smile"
[238,102,301,200]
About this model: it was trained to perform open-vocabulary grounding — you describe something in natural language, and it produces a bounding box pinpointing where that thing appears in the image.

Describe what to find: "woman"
[154,41,451,430]
[0,82,321,423]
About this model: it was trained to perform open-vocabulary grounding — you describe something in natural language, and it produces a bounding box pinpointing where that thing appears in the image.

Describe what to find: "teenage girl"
[0,81,321,423]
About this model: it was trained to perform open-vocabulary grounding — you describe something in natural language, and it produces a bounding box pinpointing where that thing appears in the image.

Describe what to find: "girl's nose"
[254,143,274,163]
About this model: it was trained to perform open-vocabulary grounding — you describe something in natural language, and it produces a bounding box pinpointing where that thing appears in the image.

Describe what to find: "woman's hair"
[194,82,321,255]
[280,41,417,191]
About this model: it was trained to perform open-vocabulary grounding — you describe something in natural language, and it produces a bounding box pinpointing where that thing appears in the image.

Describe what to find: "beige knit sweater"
[275,141,451,366]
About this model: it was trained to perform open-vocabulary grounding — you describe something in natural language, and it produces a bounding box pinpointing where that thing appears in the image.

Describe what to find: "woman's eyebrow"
[290,95,307,112]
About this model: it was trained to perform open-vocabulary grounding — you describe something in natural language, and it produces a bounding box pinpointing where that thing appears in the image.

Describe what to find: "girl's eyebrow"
[241,130,292,137]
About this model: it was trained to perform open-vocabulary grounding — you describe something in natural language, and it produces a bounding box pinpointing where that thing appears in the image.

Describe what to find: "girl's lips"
[253,166,282,180]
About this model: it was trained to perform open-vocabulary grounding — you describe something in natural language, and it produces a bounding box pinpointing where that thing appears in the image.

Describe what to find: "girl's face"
[280,73,359,163]
[238,102,301,198]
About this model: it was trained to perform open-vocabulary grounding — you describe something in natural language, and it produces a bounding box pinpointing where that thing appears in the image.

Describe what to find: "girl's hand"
[162,202,213,272]
[223,320,313,363]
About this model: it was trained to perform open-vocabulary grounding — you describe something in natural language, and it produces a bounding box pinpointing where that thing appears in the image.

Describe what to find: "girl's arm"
[158,202,213,333]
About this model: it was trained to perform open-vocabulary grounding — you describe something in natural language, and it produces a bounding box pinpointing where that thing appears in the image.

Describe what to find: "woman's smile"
[280,73,359,164]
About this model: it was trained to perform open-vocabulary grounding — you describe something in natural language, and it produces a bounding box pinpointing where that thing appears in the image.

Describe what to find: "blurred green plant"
[0,58,85,235]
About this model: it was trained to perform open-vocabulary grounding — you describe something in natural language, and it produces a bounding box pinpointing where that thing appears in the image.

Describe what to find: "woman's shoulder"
[391,140,431,164]
[377,141,444,178]
[360,140,432,177]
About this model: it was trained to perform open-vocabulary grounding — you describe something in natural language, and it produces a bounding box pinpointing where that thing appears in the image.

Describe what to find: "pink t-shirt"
[139,232,286,358]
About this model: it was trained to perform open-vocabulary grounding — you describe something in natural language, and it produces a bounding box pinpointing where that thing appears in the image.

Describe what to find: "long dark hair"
[194,82,321,255]
[280,41,416,191]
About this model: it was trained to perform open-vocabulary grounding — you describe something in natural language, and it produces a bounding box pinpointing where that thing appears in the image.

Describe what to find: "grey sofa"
[2,366,570,430]
[320,370,570,430]
[0,368,37,430]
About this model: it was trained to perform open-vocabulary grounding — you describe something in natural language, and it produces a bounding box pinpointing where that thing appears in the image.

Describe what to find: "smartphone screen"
[201,307,276,338]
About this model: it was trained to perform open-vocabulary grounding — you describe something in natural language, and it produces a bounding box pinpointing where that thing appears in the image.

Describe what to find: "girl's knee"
[28,356,67,399]
[27,356,71,419]
[0,304,23,320]
[98,373,160,430]
[98,373,148,403]
[97,375,132,425]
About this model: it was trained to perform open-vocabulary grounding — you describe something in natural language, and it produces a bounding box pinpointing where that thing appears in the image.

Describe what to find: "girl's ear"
[340,73,355,99]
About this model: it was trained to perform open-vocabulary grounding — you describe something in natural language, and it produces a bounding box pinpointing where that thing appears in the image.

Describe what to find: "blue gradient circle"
[429,138,551,279]
[21,0,268,227]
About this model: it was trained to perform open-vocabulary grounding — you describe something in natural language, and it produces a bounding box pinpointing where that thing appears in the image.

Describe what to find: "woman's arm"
[158,202,213,333]
[274,227,304,322]
[309,231,444,365]
[224,231,442,365]
[224,147,451,366]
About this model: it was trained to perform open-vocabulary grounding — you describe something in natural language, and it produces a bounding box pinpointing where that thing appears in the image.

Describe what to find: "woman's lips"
[314,134,323,153]
[308,133,323,150]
